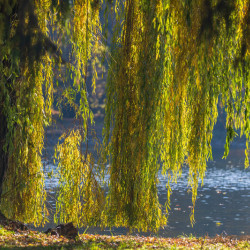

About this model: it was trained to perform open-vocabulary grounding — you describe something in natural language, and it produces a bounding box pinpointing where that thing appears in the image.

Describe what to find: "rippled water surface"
[41,119,250,237]
[158,156,250,237]
[43,149,250,237]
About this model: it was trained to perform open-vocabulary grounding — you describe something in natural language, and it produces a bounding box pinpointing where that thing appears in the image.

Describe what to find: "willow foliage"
[0,0,102,225]
[55,130,104,227]
[0,0,249,232]
[0,0,52,224]
[103,0,250,231]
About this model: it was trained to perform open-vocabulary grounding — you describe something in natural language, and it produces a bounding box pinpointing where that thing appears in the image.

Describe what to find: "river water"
[41,119,250,237]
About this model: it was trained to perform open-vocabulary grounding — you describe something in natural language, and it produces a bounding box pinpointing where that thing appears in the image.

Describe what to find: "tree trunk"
[0,109,8,199]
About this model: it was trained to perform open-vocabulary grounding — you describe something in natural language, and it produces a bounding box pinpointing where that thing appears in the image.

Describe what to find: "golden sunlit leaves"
[103,0,168,231]
[0,0,249,233]
[103,0,250,231]
[0,0,102,226]
[55,129,104,227]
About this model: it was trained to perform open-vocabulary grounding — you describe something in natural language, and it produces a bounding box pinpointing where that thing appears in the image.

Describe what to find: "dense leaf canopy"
[0,0,249,231]
[103,0,249,230]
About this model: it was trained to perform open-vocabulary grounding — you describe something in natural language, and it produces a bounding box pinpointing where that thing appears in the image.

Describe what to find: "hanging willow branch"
[0,0,249,232]
[0,0,103,225]
[103,0,250,231]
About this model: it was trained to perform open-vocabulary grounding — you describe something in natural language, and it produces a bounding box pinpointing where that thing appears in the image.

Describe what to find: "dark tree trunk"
[0,109,8,199]
[0,61,13,202]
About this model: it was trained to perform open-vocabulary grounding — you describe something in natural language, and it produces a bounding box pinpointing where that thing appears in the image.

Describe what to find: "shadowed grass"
[0,227,249,249]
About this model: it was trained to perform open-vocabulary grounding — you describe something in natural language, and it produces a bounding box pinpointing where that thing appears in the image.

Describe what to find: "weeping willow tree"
[0,0,103,226]
[0,0,249,232]
[103,0,250,231]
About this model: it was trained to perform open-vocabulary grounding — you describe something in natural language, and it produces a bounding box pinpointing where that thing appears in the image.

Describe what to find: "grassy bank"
[0,227,249,249]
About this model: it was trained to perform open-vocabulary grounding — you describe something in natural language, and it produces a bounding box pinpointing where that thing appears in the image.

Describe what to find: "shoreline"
[0,227,249,249]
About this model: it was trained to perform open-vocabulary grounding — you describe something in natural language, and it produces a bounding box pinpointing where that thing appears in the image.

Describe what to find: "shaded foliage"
[103,0,250,230]
[0,0,102,225]
[0,0,249,232]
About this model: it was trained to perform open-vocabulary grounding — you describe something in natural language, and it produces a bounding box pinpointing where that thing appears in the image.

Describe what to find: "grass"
[0,227,249,249]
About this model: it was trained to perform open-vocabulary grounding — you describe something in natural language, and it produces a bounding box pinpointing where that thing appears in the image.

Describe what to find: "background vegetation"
[0,0,249,233]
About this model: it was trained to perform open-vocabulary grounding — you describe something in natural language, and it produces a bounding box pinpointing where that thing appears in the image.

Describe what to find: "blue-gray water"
[41,119,250,237]
[43,149,250,237]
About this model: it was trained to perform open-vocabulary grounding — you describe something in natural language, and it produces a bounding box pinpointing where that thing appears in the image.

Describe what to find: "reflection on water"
[43,149,250,237]
[160,147,250,237]
[158,164,250,192]
[158,189,250,237]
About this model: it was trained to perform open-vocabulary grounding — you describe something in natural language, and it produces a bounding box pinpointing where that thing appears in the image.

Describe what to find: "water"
[41,120,250,237]
[158,158,250,237]
[42,150,250,237]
